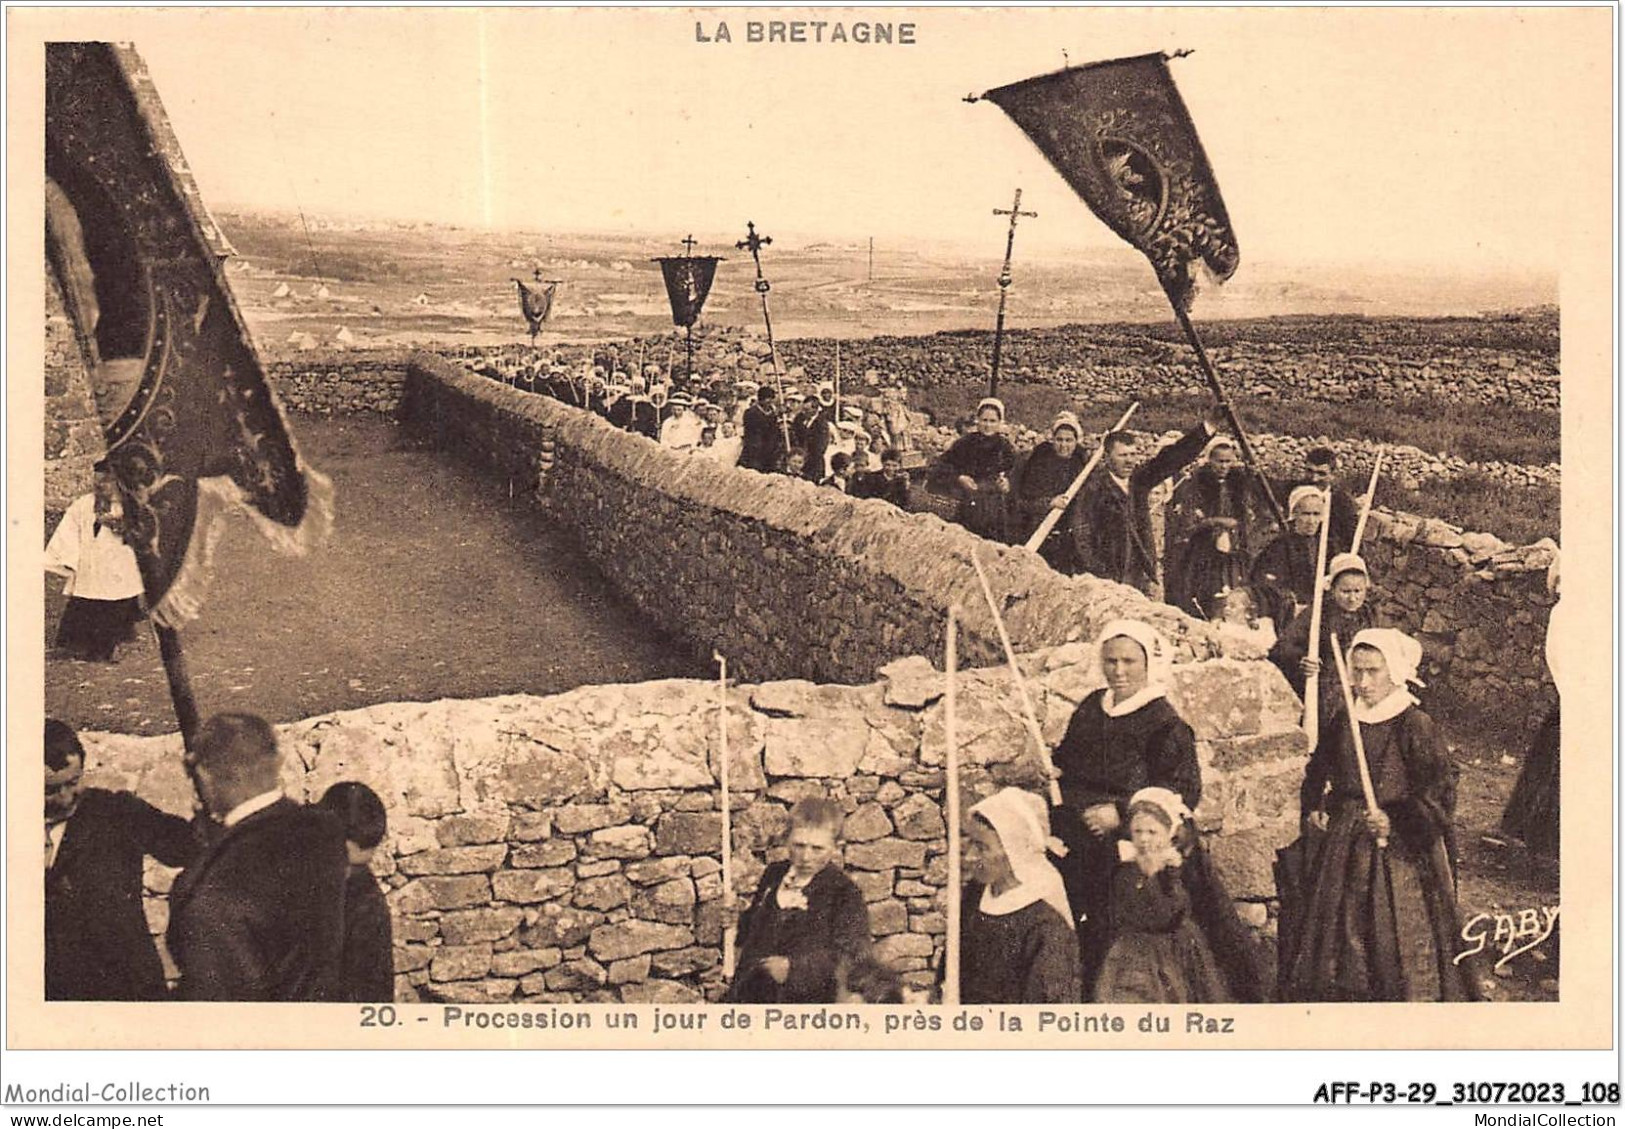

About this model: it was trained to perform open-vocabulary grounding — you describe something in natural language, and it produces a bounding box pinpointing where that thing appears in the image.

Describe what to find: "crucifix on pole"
[988,188,1036,398]
[735,220,792,455]
[681,234,698,380]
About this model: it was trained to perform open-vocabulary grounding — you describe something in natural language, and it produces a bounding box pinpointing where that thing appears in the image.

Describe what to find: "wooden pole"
[119,485,201,755]
[1168,299,1286,526]
[833,340,841,424]
[714,651,735,978]
[1330,633,1386,849]
[1024,401,1139,552]
[1302,488,1335,749]
[1351,447,1385,555]
[942,605,961,1007]
[153,622,201,751]
[970,550,1061,805]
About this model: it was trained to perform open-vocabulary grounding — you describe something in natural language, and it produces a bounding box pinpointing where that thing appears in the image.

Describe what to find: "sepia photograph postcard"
[5,2,1617,1086]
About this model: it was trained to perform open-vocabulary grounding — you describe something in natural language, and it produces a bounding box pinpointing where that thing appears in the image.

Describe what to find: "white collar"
[1101,685,1167,718]
[1108,472,1130,492]
[978,874,1074,926]
[222,789,284,829]
[1353,687,1418,726]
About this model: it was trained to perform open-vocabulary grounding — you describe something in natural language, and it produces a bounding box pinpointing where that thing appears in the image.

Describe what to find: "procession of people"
[49,332,1514,1007]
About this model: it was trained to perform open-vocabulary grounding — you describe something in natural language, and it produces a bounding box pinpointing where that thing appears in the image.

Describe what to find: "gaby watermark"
[1455,905,1560,972]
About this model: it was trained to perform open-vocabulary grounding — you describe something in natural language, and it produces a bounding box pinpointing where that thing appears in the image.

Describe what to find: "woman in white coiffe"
[1281,628,1482,1002]
[956,787,1081,1004]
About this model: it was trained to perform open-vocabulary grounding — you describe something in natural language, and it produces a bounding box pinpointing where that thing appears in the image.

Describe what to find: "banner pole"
[1351,447,1385,555]
[1301,487,1335,749]
[1025,401,1139,552]
[1169,298,1286,526]
[970,550,1061,805]
[943,605,961,1007]
[1331,633,1386,850]
[714,651,735,979]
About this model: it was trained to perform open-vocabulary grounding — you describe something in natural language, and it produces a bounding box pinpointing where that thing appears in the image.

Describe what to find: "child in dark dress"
[1095,787,1230,1003]
[317,782,394,1003]
[726,796,873,1004]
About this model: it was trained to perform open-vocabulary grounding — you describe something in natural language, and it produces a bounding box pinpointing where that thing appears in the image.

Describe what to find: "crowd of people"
[724,618,1481,1005]
[44,714,392,1002]
[481,354,921,504]
[481,354,1381,651]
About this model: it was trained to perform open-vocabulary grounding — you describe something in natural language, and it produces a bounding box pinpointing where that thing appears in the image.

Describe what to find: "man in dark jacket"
[740,385,788,474]
[167,713,349,1002]
[45,719,197,1000]
[1073,406,1220,594]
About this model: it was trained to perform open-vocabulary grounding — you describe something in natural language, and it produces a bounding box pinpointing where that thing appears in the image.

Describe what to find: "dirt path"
[44,416,705,736]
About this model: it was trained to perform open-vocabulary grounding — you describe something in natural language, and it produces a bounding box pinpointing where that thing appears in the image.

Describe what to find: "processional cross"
[735,221,792,453]
[988,188,1037,397]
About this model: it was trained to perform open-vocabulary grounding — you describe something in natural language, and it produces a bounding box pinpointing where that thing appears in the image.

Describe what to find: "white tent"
[271,282,292,299]
[286,331,317,350]
[413,292,431,306]
[334,326,357,345]
[312,283,333,299]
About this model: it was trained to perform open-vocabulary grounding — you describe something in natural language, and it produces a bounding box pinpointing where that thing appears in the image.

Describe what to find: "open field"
[221,210,1556,348]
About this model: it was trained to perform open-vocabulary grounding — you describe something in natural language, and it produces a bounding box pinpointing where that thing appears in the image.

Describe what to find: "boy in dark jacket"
[725,797,873,1003]
[318,782,394,1003]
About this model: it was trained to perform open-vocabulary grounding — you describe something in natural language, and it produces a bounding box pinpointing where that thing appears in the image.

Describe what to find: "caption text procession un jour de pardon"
[694,19,918,45]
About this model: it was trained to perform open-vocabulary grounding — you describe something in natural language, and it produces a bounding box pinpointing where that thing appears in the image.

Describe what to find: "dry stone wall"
[403,353,1556,737]
[1358,513,1557,735]
[263,349,409,415]
[84,644,1304,1004]
[399,352,1264,687]
[776,315,1560,412]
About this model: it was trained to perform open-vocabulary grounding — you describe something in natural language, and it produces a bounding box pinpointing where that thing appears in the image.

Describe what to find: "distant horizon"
[214,203,1560,309]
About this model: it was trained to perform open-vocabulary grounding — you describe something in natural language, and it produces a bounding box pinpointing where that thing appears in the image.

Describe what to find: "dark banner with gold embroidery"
[983,54,1239,311]
[45,42,331,627]
[515,277,557,337]
[654,255,723,327]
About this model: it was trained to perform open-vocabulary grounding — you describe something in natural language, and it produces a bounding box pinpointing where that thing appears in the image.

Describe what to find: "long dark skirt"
[1500,705,1559,857]
[1281,806,1480,1002]
[55,596,142,662]
[955,488,1012,544]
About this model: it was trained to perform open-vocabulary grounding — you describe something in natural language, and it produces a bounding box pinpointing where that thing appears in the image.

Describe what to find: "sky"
[21,6,1610,275]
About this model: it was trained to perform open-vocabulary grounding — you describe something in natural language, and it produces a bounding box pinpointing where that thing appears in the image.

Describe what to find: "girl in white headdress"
[1050,619,1201,993]
[1281,628,1481,1002]
[1094,787,1232,1003]
[958,788,1082,1004]
[1250,485,1326,624]
[930,397,1015,543]
[1270,551,1377,721]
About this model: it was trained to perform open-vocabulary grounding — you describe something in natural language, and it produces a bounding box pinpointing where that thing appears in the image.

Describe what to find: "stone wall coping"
[406,351,1255,665]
